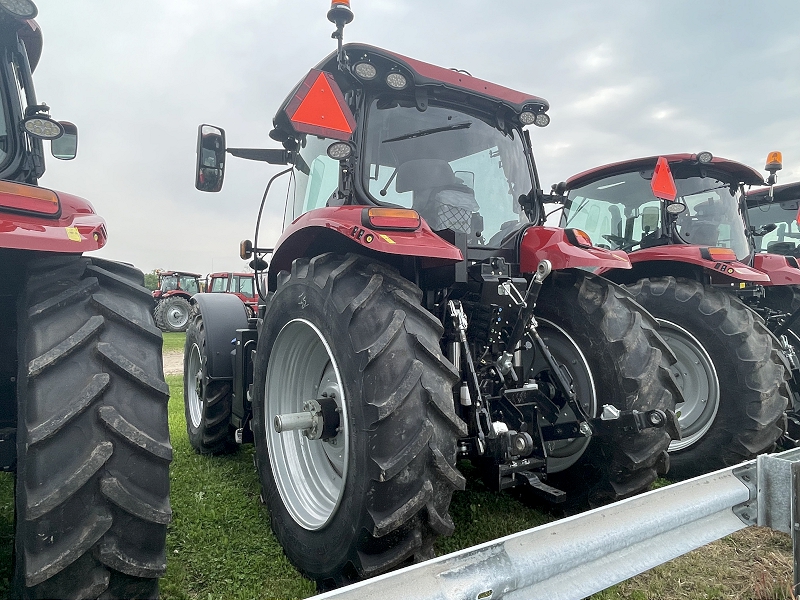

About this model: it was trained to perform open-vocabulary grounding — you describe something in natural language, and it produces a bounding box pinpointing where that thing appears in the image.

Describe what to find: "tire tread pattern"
[14,255,171,599]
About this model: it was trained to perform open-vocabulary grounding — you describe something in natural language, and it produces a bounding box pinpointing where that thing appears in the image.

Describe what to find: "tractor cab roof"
[159,270,201,278]
[746,180,800,208]
[565,154,765,191]
[271,43,549,143]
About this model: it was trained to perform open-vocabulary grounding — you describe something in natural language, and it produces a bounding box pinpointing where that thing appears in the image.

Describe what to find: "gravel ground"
[163,351,183,375]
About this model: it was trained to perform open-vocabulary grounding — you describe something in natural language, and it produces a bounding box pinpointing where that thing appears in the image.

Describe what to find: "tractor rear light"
[24,116,63,140]
[697,151,713,164]
[364,207,420,230]
[701,247,737,262]
[533,113,550,127]
[0,180,60,216]
[519,111,536,125]
[565,228,593,248]
[0,0,37,19]
[386,72,408,90]
[353,62,377,80]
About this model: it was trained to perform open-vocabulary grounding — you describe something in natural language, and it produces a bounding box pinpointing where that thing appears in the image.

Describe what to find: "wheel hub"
[265,319,349,530]
[657,319,720,452]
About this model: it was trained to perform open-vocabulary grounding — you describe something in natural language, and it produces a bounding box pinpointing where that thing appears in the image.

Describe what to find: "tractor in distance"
[206,271,257,316]
[184,0,681,589]
[0,1,171,598]
[152,269,201,332]
[746,164,800,442]
[551,152,791,479]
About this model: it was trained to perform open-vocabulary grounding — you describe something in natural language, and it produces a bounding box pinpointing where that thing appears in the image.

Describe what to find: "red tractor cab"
[152,270,201,332]
[554,152,790,478]
[0,2,170,598]
[207,271,257,315]
[185,3,680,588]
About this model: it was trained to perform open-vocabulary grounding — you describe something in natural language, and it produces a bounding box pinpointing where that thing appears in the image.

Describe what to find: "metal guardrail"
[312,447,800,600]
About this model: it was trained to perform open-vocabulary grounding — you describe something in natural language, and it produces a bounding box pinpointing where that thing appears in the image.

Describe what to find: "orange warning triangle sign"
[651,156,677,201]
[288,71,355,140]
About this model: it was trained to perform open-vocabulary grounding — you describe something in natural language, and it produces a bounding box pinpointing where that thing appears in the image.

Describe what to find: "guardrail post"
[793,460,800,596]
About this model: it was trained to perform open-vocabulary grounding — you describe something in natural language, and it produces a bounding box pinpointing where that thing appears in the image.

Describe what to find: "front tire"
[626,277,788,479]
[534,271,681,503]
[252,253,466,589]
[14,255,171,599]
[183,308,236,454]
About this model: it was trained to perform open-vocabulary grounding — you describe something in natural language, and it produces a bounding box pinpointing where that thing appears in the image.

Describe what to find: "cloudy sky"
[31,0,800,275]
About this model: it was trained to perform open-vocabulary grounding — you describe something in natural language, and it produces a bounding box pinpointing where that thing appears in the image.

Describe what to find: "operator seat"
[395,159,479,234]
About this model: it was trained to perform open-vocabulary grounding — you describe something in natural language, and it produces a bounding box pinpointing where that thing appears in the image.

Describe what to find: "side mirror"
[195,124,226,192]
[51,121,77,160]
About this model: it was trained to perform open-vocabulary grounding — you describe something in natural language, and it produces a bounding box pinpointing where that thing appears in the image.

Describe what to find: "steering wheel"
[602,234,641,252]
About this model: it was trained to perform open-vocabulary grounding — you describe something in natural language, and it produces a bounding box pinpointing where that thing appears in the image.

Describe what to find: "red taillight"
[364,208,421,230]
[565,228,593,248]
[0,180,60,216]
[703,247,737,262]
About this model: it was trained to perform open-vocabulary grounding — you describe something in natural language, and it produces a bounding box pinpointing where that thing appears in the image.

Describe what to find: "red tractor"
[552,152,791,479]
[746,173,800,441]
[0,2,170,598]
[152,269,201,332]
[206,271,257,315]
[185,2,680,589]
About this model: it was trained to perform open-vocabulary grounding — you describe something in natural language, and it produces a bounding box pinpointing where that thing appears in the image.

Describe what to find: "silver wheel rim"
[166,301,189,329]
[658,319,720,452]
[187,342,203,428]
[530,319,597,473]
[265,319,349,530]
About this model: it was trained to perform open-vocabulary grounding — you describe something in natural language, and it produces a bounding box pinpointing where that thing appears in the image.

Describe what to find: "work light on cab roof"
[0,0,37,19]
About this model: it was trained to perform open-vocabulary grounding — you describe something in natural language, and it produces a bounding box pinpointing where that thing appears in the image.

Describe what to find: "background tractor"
[552,152,791,478]
[152,269,201,332]
[206,271,257,316]
[0,1,171,598]
[184,1,680,589]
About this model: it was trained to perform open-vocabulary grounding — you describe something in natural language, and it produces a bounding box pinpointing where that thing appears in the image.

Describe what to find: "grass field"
[0,332,794,598]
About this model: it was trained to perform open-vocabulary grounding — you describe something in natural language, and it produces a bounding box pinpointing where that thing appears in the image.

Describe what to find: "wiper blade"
[382,122,471,143]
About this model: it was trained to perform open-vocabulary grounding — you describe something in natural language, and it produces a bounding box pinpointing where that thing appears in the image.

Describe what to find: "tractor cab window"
[749,201,800,254]
[210,277,227,293]
[564,171,751,260]
[160,276,177,292]
[180,276,199,294]
[237,276,254,296]
[672,176,749,260]
[287,134,340,227]
[363,100,533,247]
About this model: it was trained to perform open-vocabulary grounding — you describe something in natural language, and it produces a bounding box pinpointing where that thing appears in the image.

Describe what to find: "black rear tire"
[154,296,191,332]
[627,277,788,478]
[535,271,681,504]
[14,255,171,599]
[252,253,466,589]
[183,307,236,454]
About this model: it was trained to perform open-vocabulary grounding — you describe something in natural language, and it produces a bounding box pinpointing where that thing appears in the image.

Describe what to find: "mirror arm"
[227,147,292,165]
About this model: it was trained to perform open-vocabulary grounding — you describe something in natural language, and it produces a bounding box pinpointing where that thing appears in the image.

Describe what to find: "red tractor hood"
[0,185,107,253]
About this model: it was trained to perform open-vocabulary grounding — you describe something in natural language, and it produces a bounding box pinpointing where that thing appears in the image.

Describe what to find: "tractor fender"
[753,253,800,286]
[191,292,250,379]
[518,226,631,273]
[624,246,770,283]
[0,188,106,253]
[268,205,463,284]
